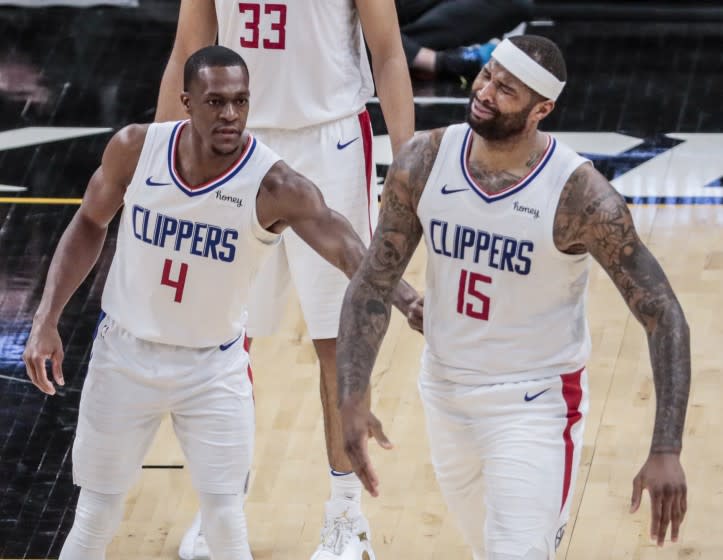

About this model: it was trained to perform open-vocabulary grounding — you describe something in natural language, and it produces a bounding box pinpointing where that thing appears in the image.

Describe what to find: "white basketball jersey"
[214,0,374,130]
[417,124,592,384]
[102,121,281,348]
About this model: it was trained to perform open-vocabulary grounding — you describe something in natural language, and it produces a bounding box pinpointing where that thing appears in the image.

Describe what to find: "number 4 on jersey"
[457,268,491,320]
[161,259,188,303]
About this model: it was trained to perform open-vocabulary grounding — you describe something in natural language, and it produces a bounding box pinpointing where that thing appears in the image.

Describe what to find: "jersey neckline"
[167,120,256,197]
[459,126,556,203]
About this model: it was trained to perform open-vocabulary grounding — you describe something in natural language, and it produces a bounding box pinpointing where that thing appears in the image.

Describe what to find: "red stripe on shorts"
[357,109,374,240]
[560,367,584,512]
[243,334,253,384]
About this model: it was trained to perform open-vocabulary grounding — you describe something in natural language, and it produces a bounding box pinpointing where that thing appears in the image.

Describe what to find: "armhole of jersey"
[251,198,282,246]
[124,123,160,201]
[544,148,593,261]
[417,126,456,215]
[250,151,283,246]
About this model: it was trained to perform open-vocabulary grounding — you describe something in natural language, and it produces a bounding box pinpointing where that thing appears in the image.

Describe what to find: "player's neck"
[176,124,249,188]
[468,127,546,175]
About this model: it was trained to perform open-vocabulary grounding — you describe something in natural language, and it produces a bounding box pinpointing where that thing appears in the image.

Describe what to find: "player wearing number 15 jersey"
[23,47,418,560]
[156,1,414,559]
[338,35,690,560]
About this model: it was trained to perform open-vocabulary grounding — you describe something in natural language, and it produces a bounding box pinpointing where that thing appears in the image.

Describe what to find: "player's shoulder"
[393,127,448,173]
[99,124,152,179]
[106,124,150,159]
[258,159,312,202]
[406,127,447,151]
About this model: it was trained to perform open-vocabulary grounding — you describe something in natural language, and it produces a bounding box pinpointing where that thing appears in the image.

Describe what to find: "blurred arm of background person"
[358,0,415,156]
[155,0,217,122]
[396,0,533,82]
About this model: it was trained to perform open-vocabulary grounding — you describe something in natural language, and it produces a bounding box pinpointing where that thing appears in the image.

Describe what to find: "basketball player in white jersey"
[155,3,414,559]
[336,35,690,559]
[22,46,417,560]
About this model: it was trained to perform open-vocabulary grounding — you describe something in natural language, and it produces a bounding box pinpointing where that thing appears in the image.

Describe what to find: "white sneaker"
[178,512,211,560]
[310,503,375,560]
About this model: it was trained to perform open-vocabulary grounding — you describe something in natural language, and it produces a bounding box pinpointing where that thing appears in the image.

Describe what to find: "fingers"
[369,415,394,450]
[656,486,673,546]
[24,351,55,395]
[630,474,643,513]
[670,493,682,543]
[649,487,662,543]
[51,351,65,387]
[344,437,379,497]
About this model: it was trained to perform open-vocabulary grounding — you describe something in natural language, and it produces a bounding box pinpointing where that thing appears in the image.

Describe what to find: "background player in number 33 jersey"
[337,35,690,560]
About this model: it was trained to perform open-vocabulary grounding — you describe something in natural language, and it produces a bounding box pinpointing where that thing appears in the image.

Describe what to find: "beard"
[466,96,535,141]
[211,143,241,157]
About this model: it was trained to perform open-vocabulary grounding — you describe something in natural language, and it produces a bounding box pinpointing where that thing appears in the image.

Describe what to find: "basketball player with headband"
[337,35,690,559]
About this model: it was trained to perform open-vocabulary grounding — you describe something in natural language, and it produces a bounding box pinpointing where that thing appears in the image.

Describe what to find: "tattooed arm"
[336,128,444,496]
[554,162,690,545]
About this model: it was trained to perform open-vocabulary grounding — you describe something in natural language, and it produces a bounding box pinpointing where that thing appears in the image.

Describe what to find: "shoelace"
[318,516,357,554]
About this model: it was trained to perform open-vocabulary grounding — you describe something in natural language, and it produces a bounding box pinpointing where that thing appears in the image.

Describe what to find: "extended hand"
[630,452,687,546]
[407,295,424,334]
[23,320,65,395]
[340,399,393,497]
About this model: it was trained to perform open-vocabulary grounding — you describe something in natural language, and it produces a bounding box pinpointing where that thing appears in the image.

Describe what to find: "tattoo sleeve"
[555,165,691,454]
[336,130,443,404]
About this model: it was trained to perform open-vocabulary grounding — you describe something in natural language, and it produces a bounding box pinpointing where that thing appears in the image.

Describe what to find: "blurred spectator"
[396,0,533,81]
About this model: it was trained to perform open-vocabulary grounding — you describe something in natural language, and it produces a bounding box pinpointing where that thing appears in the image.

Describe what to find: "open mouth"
[471,98,497,119]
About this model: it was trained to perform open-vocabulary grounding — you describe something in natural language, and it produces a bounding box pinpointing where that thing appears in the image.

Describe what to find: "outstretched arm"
[256,161,419,315]
[23,125,146,395]
[155,0,217,122]
[335,129,443,495]
[554,163,690,545]
[358,0,414,155]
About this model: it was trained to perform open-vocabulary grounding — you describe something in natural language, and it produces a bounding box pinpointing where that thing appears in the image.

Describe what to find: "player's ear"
[180,92,191,114]
[533,99,554,123]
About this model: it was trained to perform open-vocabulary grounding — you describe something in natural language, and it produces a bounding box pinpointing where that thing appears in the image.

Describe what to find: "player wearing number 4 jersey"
[22,46,418,560]
[338,35,691,559]
[155,1,414,559]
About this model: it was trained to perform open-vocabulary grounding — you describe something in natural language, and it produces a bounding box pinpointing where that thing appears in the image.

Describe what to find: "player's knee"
[76,489,124,535]
[198,492,249,559]
[64,489,124,551]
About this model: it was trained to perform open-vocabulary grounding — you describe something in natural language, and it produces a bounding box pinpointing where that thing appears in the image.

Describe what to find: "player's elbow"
[337,240,365,280]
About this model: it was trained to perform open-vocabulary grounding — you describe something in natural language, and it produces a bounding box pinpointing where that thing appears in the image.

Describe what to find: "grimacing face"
[183,64,251,157]
[466,60,541,141]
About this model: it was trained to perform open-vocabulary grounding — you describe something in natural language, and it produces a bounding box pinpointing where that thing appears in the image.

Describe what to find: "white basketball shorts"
[419,367,589,559]
[246,110,377,339]
[72,313,255,495]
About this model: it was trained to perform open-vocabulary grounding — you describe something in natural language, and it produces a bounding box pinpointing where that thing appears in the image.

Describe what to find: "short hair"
[509,35,567,84]
[183,45,249,91]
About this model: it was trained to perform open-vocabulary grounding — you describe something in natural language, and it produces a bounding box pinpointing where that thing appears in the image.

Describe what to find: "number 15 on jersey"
[457,268,491,321]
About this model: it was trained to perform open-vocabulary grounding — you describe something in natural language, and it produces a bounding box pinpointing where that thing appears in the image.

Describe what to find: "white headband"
[491,38,566,101]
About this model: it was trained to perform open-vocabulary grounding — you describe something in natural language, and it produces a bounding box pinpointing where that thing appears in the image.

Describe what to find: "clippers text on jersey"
[132,205,238,262]
[429,219,534,275]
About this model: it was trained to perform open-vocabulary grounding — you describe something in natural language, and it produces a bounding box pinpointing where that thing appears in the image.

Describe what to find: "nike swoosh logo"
[219,334,242,351]
[145,177,171,187]
[441,184,468,195]
[337,137,359,150]
[524,388,550,402]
